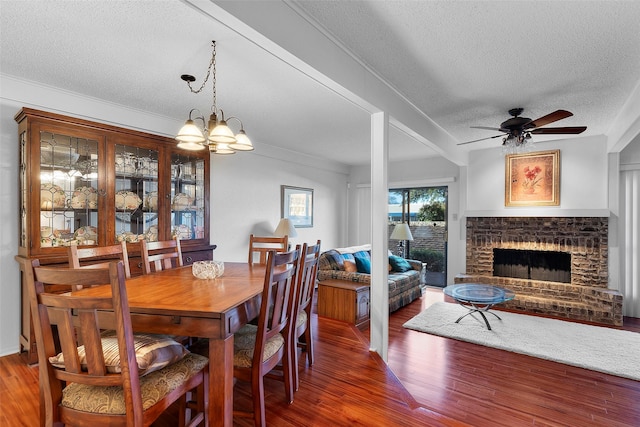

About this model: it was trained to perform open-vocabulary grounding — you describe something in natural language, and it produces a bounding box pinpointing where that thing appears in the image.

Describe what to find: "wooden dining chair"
[68,241,132,280]
[248,234,288,265]
[291,240,321,392]
[26,260,209,427]
[140,238,183,274]
[233,249,299,427]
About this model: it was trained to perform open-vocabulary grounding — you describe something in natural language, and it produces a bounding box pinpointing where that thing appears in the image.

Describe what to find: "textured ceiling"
[1,1,640,166]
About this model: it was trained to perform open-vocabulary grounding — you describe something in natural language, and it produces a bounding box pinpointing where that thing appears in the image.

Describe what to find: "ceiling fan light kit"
[460,108,587,154]
[175,41,254,154]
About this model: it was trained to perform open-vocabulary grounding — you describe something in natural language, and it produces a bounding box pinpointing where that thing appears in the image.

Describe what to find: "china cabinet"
[14,108,216,363]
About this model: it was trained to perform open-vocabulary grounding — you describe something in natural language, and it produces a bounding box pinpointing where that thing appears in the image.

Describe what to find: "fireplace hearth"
[456,217,623,325]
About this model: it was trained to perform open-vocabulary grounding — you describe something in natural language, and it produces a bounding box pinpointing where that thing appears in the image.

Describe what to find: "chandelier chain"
[185,41,217,112]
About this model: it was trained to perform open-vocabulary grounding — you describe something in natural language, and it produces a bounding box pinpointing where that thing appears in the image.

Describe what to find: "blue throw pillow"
[353,251,371,274]
[389,255,412,273]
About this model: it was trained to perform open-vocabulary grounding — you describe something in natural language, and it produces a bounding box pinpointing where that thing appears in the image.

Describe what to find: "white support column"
[369,111,389,360]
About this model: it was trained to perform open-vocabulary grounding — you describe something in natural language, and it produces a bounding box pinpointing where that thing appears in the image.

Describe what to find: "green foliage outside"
[409,248,444,272]
[417,202,445,221]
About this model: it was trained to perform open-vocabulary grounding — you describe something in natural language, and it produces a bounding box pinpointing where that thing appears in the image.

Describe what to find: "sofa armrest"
[317,270,371,284]
[406,259,423,271]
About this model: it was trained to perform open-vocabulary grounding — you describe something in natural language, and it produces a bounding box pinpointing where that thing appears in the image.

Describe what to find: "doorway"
[388,186,448,287]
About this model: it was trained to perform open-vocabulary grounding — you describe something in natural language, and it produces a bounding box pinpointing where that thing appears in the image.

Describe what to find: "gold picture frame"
[505,149,560,207]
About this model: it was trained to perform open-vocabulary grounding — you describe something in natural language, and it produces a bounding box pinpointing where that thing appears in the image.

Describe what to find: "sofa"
[317,244,423,312]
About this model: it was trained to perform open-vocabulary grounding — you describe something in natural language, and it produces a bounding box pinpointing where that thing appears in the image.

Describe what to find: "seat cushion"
[296,310,308,329]
[60,353,208,414]
[49,332,188,376]
[233,324,285,368]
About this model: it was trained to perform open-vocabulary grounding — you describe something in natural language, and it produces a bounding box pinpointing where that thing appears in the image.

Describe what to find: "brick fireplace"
[455,217,623,325]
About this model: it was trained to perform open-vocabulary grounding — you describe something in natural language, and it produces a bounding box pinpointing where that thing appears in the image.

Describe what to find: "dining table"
[71,262,267,427]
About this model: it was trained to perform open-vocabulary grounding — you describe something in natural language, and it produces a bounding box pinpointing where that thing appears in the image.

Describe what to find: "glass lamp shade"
[274,218,298,238]
[210,142,236,155]
[228,130,254,151]
[390,223,414,241]
[176,120,206,144]
[177,141,206,151]
[209,120,237,144]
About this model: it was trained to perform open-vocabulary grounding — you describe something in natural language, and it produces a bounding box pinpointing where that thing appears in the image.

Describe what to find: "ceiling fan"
[458,108,587,146]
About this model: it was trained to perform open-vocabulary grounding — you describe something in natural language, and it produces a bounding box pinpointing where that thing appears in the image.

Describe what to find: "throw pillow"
[389,255,412,272]
[49,332,189,377]
[321,249,345,270]
[342,253,357,272]
[353,251,371,274]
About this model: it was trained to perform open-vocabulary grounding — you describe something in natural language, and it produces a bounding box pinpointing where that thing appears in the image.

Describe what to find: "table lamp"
[390,223,413,258]
[274,218,297,249]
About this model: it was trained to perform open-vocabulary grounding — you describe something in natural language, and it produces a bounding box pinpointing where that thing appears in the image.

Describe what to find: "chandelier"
[175,41,254,154]
[502,132,533,155]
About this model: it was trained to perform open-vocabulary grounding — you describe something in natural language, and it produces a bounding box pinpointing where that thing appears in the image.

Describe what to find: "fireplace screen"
[493,249,571,283]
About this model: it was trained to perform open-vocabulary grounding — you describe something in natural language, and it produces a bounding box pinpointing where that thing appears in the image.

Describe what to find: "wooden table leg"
[208,334,234,427]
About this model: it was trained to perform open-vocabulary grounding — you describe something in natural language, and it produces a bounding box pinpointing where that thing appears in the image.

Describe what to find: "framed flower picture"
[505,149,560,207]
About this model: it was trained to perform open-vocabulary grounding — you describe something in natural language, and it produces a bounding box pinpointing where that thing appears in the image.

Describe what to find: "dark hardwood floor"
[382,288,640,427]
[1,288,639,426]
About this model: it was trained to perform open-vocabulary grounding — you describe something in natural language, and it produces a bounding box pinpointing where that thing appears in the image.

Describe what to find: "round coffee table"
[443,284,515,330]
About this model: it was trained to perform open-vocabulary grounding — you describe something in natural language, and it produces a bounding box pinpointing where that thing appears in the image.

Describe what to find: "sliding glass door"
[388,186,448,287]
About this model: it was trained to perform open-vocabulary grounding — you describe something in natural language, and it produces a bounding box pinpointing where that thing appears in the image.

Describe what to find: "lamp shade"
[209,120,237,144]
[176,120,206,144]
[390,223,413,241]
[228,130,254,151]
[274,218,298,238]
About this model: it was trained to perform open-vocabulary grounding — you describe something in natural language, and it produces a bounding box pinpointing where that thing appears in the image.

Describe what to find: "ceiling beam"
[187,0,466,166]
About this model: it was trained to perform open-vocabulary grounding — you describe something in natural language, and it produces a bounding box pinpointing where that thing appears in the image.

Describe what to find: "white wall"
[210,152,348,262]
[0,76,348,356]
[465,135,609,215]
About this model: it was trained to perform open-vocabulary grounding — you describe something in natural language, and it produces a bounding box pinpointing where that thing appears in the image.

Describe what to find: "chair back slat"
[254,249,299,365]
[296,240,321,314]
[248,234,288,265]
[140,239,183,274]
[68,241,131,280]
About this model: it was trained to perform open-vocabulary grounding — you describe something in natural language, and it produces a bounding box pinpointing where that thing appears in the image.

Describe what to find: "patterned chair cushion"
[50,332,188,376]
[296,310,308,328]
[233,324,285,368]
[60,353,208,414]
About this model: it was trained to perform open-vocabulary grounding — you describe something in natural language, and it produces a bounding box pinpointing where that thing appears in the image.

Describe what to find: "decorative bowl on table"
[192,260,224,279]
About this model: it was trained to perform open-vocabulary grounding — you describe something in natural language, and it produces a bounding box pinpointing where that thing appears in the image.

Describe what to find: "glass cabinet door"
[170,153,205,241]
[114,144,159,243]
[39,131,100,248]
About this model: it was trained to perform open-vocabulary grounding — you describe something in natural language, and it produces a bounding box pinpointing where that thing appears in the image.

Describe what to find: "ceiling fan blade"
[525,110,573,129]
[470,126,501,131]
[530,126,587,134]
[457,134,504,145]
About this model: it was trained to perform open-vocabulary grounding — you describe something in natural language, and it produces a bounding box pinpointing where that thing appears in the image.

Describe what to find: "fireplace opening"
[493,249,571,283]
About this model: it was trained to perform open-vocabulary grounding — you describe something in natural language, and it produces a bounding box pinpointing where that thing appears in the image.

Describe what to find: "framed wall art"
[281,185,313,227]
[505,149,560,207]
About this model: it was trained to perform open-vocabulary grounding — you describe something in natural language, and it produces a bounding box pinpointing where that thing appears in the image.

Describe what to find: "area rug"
[403,302,640,381]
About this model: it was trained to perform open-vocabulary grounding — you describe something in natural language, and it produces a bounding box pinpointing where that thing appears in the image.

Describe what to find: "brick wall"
[456,217,623,325]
